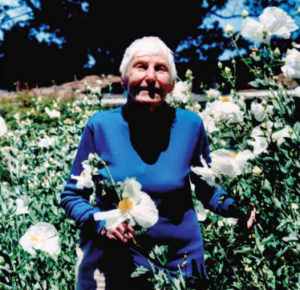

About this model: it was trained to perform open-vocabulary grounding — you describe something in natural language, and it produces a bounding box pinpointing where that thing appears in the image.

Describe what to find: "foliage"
[0,93,99,289]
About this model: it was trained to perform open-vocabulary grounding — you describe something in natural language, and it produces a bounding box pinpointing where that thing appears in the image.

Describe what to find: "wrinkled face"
[122,53,174,110]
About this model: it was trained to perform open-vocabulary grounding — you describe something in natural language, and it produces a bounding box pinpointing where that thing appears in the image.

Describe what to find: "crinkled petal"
[16,198,29,215]
[248,137,269,156]
[191,166,216,186]
[282,65,300,79]
[241,18,264,42]
[94,209,127,229]
[251,102,265,122]
[0,117,7,136]
[260,7,298,38]
[123,178,142,201]
[195,200,207,222]
[130,193,158,228]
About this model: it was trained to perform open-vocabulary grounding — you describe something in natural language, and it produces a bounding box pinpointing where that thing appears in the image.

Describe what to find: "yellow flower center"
[81,171,86,177]
[221,97,231,102]
[232,152,237,159]
[118,199,133,212]
[30,235,40,242]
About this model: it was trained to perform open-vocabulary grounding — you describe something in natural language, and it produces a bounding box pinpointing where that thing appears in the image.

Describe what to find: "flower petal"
[241,18,264,42]
[123,178,142,201]
[130,193,159,228]
[94,209,126,229]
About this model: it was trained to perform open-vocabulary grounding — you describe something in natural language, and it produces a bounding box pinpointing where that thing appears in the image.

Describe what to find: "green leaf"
[282,232,298,242]
[249,80,261,88]
[130,266,149,278]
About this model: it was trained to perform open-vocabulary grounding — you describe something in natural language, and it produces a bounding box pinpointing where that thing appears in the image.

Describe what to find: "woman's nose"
[145,67,156,81]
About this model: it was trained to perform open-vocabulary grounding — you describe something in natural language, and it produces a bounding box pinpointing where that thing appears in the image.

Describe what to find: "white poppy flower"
[192,156,216,186]
[0,116,7,136]
[272,126,296,146]
[225,218,238,226]
[241,7,298,42]
[205,88,221,99]
[266,105,274,116]
[203,98,244,124]
[71,163,94,189]
[293,86,300,97]
[169,81,190,103]
[210,149,254,178]
[195,200,207,222]
[281,49,300,79]
[16,198,29,215]
[199,112,219,133]
[45,107,61,118]
[248,136,269,156]
[241,18,265,42]
[20,222,61,257]
[251,102,265,122]
[38,136,56,148]
[94,178,158,229]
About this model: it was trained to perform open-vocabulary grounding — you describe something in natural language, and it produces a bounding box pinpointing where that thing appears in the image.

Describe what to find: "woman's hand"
[101,221,137,244]
[246,203,256,229]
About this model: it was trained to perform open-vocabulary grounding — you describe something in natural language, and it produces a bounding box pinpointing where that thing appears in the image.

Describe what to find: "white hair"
[119,36,177,84]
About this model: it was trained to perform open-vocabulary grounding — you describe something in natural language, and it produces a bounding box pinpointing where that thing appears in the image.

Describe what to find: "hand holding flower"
[101,221,137,244]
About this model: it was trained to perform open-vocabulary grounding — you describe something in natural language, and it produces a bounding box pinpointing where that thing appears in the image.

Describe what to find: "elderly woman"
[61,36,255,289]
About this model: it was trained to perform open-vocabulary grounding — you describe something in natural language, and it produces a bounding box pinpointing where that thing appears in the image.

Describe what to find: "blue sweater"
[61,102,236,285]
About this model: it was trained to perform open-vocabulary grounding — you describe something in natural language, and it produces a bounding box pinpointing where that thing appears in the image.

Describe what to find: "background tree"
[0,0,299,91]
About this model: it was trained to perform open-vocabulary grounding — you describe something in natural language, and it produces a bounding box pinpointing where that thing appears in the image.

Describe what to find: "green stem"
[231,38,256,75]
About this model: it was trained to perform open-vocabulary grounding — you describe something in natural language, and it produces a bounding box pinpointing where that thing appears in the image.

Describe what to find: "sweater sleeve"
[60,121,106,236]
[190,121,240,218]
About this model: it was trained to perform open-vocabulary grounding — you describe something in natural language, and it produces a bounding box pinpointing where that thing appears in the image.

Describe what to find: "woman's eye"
[156,65,168,72]
[136,64,146,69]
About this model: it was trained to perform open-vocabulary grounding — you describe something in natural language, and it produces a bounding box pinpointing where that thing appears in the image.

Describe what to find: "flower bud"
[242,9,249,18]
[274,47,281,56]
[217,61,223,69]
[88,153,95,161]
[291,203,299,210]
[224,66,231,73]
[193,103,201,112]
[64,118,72,125]
[21,165,28,171]
[185,69,193,78]
[252,165,262,175]
[225,23,234,35]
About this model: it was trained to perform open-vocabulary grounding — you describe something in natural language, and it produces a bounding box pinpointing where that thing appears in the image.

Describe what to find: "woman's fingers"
[102,222,137,244]
[125,223,136,235]
[113,229,128,242]
[247,203,256,229]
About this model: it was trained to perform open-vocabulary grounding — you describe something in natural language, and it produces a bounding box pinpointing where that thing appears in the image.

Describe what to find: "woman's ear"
[121,78,128,90]
[169,80,175,93]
